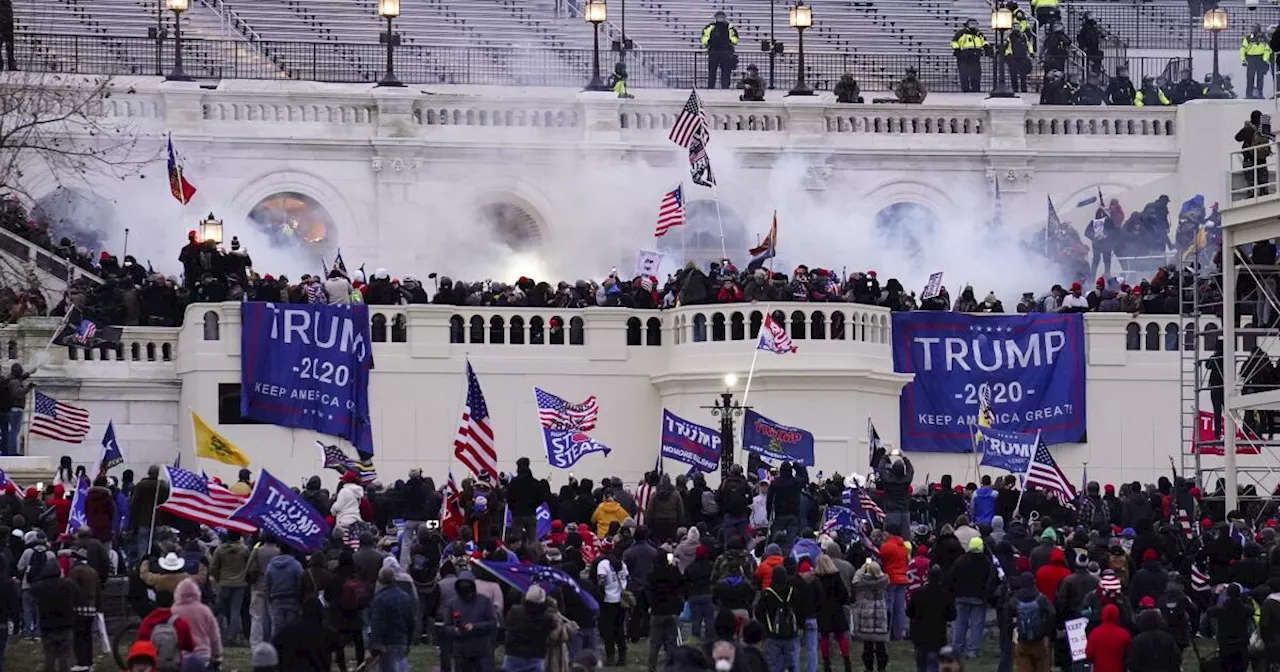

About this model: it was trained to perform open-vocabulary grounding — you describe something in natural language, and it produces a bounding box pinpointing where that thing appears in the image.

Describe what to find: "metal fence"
[9,32,1190,93]
[1066,3,1279,51]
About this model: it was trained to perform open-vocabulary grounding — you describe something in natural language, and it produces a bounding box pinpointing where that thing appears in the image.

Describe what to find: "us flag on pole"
[654,185,686,237]
[1026,438,1077,503]
[31,392,91,443]
[668,89,709,149]
[454,361,497,479]
[534,388,599,431]
[159,466,256,534]
[757,313,796,354]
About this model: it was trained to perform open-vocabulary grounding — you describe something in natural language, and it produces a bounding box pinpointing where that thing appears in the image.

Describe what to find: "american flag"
[688,137,716,188]
[668,89,709,149]
[31,392,91,443]
[351,459,378,486]
[454,361,497,479]
[159,466,256,534]
[441,470,462,529]
[72,320,96,345]
[1026,439,1077,503]
[757,313,796,355]
[342,528,360,551]
[654,185,687,238]
[1178,508,1196,540]
[823,505,856,536]
[1190,562,1210,591]
[317,441,355,473]
[845,485,884,523]
[534,388,599,431]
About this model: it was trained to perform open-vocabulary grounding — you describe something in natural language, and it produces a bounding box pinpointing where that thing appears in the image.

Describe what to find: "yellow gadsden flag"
[191,411,250,468]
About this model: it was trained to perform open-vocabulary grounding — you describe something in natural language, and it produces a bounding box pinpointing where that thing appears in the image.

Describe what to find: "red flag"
[167,135,197,205]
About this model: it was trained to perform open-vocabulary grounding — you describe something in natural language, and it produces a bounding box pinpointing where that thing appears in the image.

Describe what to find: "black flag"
[53,307,122,349]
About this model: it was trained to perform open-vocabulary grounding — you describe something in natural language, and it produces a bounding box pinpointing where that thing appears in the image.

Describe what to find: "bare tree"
[0,72,155,201]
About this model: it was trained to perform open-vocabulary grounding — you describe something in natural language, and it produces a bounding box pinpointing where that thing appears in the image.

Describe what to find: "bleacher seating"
[0,0,1249,88]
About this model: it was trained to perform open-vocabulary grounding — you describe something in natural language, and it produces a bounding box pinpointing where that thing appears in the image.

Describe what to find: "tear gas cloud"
[64,143,1059,302]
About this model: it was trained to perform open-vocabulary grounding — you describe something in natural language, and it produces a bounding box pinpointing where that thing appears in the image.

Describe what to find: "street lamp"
[989,8,1016,98]
[164,0,192,82]
[705,374,747,473]
[199,213,223,245]
[377,0,404,88]
[787,1,814,96]
[761,2,784,89]
[1204,8,1230,98]
[584,0,610,91]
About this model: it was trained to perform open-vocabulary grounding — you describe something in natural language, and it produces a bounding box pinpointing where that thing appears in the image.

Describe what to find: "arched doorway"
[246,192,335,249]
[475,201,543,250]
[873,202,940,259]
[655,199,748,268]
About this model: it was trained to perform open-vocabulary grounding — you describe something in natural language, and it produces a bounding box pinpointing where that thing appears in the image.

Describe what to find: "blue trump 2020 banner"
[240,303,375,455]
[742,409,816,466]
[975,426,1039,474]
[661,410,721,473]
[892,313,1087,452]
[231,469,330,553]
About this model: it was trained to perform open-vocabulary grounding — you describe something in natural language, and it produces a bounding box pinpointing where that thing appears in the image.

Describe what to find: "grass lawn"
[3,637,1206,671]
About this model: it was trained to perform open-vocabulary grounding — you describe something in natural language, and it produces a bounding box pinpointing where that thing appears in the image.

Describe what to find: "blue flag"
[240,303,375,455]
[823,505,857,536]
[660,410,721,473]
[542,429,611,469]
[741,409,815,466]
[790,538,821,563]
[536,502,552,540]
[230,469,330,553]
[66,477,89,535]
[474,559,599,613]
[100,421,124,471]
[974,426,1039,474]
[0,467,9,491]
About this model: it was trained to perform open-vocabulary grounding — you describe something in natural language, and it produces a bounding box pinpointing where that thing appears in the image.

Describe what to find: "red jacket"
[1035,548,1071,601]
[880,535,910,585]
[1085,605,1131,672]
[137,607,196,654]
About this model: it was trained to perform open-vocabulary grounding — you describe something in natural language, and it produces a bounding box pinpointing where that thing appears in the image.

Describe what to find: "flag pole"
[711,184,728,262]
[1013,430,1041,517]
[740,302,770,410]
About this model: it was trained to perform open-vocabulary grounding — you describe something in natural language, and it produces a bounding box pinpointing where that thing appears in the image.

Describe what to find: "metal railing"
[1227,140,1280,206]
[9,32,1192,92]
[1067,2,1278,51]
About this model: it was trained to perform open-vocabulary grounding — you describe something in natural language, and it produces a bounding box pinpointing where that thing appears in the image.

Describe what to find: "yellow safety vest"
[701,23,740,47]
[951,31,988,52]
[1005,31,1035,56]
[1134,89,1170,107]
[1033,0,1059,8]
[1241,34,1272,62]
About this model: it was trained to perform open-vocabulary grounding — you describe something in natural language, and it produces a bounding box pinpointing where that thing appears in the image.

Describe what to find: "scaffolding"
[1183,139,1280,514]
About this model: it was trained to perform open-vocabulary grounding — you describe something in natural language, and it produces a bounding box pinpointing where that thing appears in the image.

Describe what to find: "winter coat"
[907,582,955,651]
[141,559,207,601]
[1210,596,1254,654]
[128,476,169,530]
[210,541,250,588]
[84,485,115,543]
[369,582,417,650]
[754,555,784,590]
[947,551,994,601]
[443,580,498,656]
[713,575,756,612]
[879,535,909,585]
[172,578,222,661]
[646,486,686,527]
[504,600,557,658]
[300,479,331,518]
[590,501,629,538]
[971,487,997,526]
[850,568,890,642]
[332,483,365,529]
[1127,608,1182,671]
[674,528,701,573]
[246,543,280,591]
[1129,560,1167,608]
[1085,604,1131,672]
[816,573,850,634]
[265,553,303,602]
[1035,548,1071,601]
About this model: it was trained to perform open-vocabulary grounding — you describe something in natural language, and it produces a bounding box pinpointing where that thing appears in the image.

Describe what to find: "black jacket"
[1127,609,1182,672]
[875,456,913,514]
[29,572,78,631]
[1210,597,1254,654]
[400,476,433,520]
[686,556,713,596]
[766,473,802,518]
[929,489,967,529]
[647,562,686,616]
[1129,561,1167,608]
[946,552,994,601]
[792,576,823,621]
[907,582,955,650]
[272,618,346,672]
[503,601,556,659]
[506,470,542,517]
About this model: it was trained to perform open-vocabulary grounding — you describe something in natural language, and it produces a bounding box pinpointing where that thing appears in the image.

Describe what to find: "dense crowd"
[0,449,1277,672]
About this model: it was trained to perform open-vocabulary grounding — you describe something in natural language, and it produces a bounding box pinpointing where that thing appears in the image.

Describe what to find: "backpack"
[23,549,47,584]
[701,490,719,517]
[1015,597,1045,642]
[151,615,182,672]
[722,479,751,516]
[762,587,798,638]
[339,577,370,611]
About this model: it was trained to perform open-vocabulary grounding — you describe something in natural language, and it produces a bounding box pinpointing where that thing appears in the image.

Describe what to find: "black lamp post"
[164,0,192,82]
[377,0,405,88]
[584,0,610,91]
[611,0,632,62]
[761,1,783,89]
[989,7,1015,98]
[1204,8,1229,99]
[787,1,814,96]
[702,374,747,473]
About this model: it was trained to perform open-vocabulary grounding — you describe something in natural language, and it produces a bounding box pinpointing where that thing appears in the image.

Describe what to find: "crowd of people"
[0,450,1276,672]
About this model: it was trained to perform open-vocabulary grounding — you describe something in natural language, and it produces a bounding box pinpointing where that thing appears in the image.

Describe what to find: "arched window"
[693,314,708,343]
[730,312,745,341]
[831,311,846,340]
[371,314,388,343]
[550,317,565,345]
[626,317,642,346]
[1144,322,1160,351]
[874,202,941,259]
[392,314,407,343]
[146,343,157,361]
[469,316,485,344]
[569,317,585,345]
[1125,323,1141,350]
[489,316,505,344]
[246,191,334,249]
[712,313,726,342]
[789,311,805,340]
[5,340,15,359]
[646,317,662,346]
[130,343,140,361]
[450,315,464,344]
[750,311,763,339]
[530,316,545,344]
[1184,323,1196,351]
[509,316,525,345]
[1165,323,1179,351]
[202,311,220,341]
[161,343,173,361]
[811,311,826,340]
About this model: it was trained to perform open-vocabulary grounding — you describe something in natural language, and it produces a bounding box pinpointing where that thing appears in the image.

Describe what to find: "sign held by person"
[230,469,330,553]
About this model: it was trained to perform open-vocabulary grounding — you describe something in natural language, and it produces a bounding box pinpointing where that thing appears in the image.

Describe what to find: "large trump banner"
[240,303,376,454]
[892,313,1087,452]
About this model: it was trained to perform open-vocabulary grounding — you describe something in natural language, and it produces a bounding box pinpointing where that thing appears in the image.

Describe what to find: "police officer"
[1077,11,1104,75]
[950,19,989,92]
[1135,75,1171,106]
[737,64,764,101]
[1076,72,1106,105]
[1106,64,1136,105]
[895,67,927,103]
[1005,22,1034,93]
[1041,22,1071,80]
[1039,70,1071,105]
[701,11,739,90]
[1241,24,1272,99]
[1030,0,1060,33]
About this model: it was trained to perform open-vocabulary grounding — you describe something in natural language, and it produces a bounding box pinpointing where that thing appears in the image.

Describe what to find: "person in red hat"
[1085,604,1131,672]
[1061,281,1090,311]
